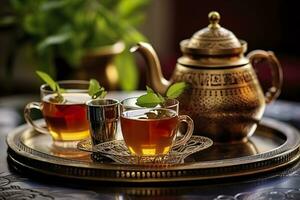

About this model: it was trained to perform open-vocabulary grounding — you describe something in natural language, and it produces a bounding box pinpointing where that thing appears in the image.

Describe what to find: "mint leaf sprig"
[36,71,107,102]
[88,79,107,99]
[36,70,65,103]
[136,82,188,108]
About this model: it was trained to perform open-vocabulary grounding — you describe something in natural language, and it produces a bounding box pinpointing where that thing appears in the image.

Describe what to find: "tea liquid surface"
[121,109,178,156]
[42,93,90,141]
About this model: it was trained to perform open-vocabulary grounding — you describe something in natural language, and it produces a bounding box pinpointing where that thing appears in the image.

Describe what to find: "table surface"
[1,91,300,200]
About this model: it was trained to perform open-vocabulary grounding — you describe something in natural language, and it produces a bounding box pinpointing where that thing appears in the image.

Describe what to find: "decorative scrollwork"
[86,136,213,165]
[214,188,300,200]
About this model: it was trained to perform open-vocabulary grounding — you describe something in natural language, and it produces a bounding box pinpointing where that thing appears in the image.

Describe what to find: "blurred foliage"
[1,0,149,90]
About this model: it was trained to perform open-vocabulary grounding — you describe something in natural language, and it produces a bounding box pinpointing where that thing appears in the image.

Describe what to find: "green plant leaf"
[10,0,23,11]
[36,70,57,91]
[37,32,72,52]
[88,79,101,96]
[166,82,188,99]
[0,16,16,27]
[36,70,64,103]
[157,93,165,103]
[8,0,150,92]
[99,91,107,99]
[124,14,145,27]
[117,0,149,19]
[115,51,138,90]
[41,1,68,11]
[146,86,154,93]
[92,88,107,99]
[136,82,187,108]
[36,48,56,79]
[88,79,107,99]
[122,27,147,44]
[136,93,164,108]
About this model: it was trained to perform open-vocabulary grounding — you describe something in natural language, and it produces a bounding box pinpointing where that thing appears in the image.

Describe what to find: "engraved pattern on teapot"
[173,67,256,88]
[130,11,282,142]
[189,29,239,49]
[171,64,266,141]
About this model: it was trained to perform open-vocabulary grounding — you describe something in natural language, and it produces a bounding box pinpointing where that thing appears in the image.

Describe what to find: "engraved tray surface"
[6,118,300,183]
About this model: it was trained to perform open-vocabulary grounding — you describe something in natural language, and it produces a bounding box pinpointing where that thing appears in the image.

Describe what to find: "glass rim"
[86,98,119,107]
[40,80,90,93]
[121,107,178,121]
[120,96,179,109]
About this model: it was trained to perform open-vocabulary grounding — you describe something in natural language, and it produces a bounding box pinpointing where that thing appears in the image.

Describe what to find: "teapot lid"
[180,11,247,56]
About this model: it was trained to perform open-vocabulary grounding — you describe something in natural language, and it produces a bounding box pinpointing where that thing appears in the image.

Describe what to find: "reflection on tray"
[49,142,90,158]
[190,126,286,162]
[192,140,258,161]
[21,129,90,159]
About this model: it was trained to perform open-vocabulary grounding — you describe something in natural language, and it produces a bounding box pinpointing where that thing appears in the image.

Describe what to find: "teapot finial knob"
[208,11,220,29]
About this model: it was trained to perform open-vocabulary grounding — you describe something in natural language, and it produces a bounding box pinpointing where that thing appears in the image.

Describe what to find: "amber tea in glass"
[121,109,178,155]
[120,97,194,156]
[42,93,90,141]
[25,80,91,144]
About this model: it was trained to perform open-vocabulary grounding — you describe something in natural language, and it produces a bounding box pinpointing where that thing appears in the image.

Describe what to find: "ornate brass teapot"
[131,11,283,142]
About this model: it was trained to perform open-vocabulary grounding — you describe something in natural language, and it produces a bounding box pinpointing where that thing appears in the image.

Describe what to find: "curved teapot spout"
[130,42,170,94]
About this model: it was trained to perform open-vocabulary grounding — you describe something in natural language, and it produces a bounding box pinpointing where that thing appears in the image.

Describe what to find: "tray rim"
[7,148,300,183]
[6,117,300,182]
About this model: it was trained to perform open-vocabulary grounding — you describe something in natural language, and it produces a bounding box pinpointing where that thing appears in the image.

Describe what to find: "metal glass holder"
[78,136,213,165]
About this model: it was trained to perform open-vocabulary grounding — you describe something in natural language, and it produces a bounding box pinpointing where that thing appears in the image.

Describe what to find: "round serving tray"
[6,118,300,183]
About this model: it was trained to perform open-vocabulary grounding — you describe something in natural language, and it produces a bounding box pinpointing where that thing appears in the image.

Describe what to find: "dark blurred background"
[1,0,300,101]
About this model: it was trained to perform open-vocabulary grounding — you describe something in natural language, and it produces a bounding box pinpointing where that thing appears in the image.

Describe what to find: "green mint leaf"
[146,86,154,93]
[59,88,66,93]
[92,91,102,99]
[166,82,188,99]
[145,112,158,119]
[99,91,107,99]
[52,92,64,103]
[88,79,101,97]
[36,70,64,103]
[136,82,187,108]
[55,84,62,96]
[136,93,164,108]
[92,88,106,99]
[157,93,165,103]
[88,79,107,99]
[55,84,65,95]
[36,70,57,91]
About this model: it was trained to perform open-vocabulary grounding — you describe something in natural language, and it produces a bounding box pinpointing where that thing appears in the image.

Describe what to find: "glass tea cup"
[24,80,91,146]
[120,97,194,156]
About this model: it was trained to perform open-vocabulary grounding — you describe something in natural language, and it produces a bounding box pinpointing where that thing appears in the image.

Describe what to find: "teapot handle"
[247,50,283,104]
